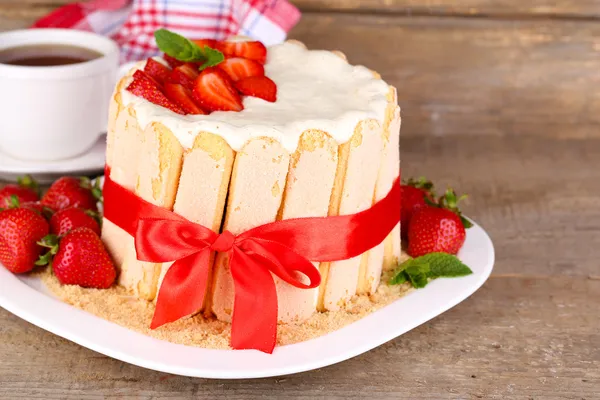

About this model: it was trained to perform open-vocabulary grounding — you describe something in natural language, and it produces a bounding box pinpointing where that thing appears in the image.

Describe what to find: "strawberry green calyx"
[17,175,40,197]
[36,234,59,266]
[424,187,473,229]
[80,176,103,204]
[406,176,434,192]
[8,194,20,208]
[438,188,473,229]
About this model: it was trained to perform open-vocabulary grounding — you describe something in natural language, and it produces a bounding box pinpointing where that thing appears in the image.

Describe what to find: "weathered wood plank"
[0,276,597,398]
[402,134,600,277]
[293,0,600,18]
[3,0,600,18]
[289,14,600,139]
[3,6,600,139]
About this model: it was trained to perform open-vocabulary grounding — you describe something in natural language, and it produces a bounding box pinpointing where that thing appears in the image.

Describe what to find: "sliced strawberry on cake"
[218,57,264,82]
[144,58,171,85]
[164,83,206,115]
[215,40,267,64]
[235,76,277,102]
[192,68,243,112]
[127,70,185,115]
[163,54,184,69]
[192,38,217,49]
[169,63,199,90]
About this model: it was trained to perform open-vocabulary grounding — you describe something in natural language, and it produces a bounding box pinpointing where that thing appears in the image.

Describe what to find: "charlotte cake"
[102,37,401,324]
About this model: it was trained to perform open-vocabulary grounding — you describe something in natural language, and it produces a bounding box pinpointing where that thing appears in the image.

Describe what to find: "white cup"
[0,29,120,161]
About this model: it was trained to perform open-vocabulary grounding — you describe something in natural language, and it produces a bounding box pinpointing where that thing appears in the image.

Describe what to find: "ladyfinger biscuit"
[318,119,384,311]
[155,132,235,310]
[101,101,144,267]
[119,122,183,301]
[358,92,402,293]
[211,137,290,322]
[275,130,338,323]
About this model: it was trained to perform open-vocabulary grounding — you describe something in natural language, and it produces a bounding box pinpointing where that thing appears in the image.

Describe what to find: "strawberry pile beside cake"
[103,30,401,324]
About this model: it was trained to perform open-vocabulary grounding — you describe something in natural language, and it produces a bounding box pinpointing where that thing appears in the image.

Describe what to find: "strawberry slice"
[192,68,243,112]
[132,69,162,88]
[127,71,185,115]
[164,83,206,115]
[192,38,217,48]
[235,76,277,102]
[163,54,184,68]
[169,63,199,90]
[215,40,267,64]
[144,58,171,84]
[218,57,264,82]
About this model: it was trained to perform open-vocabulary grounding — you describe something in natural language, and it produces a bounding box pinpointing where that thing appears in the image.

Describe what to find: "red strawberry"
[218,57,264,82]
[41,177,100,212]
[0,208,49,273]
[47,227,116,289]
[192,38,217,48]
[20,202,54,219]
[407,189,472,257]
[216,40,267,64]
[163,54,184,68]
[133,69,162,88]
[144,58,171,84]
[126,71,185,115]
[50,208,100,237]
[169,63,199,90]
[235,76,277,102]
[401,177,435,240]
[164,83,206,115]
[0,175,39,208]
[192,68,243,112]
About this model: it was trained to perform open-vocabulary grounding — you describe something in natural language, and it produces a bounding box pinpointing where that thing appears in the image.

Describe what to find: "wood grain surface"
[0,1,598,399]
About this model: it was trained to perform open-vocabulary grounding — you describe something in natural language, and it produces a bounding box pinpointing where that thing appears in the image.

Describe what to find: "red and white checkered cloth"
[32,0,301,62]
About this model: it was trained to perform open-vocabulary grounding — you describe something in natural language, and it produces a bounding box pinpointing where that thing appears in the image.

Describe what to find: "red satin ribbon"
[103,167,400,353]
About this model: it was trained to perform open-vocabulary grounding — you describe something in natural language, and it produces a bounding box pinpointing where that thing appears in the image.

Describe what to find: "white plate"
[0,220,494,379]
[0,135,106,183]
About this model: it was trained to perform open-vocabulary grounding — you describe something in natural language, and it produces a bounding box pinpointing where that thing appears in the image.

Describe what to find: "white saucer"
[0,220,494,379]
[0,135,106,183]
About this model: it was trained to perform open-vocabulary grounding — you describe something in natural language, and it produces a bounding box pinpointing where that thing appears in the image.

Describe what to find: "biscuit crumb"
[36,252,410,349]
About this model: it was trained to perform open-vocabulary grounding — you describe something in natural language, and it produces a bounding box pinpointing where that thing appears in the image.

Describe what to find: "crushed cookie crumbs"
[36,252,411,349]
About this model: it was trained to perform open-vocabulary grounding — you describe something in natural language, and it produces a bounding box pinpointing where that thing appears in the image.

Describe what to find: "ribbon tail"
[229,249,278,354]
[151,250,211,329]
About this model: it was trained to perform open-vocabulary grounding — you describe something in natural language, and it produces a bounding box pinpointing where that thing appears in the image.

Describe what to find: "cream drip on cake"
[119,41,390,152]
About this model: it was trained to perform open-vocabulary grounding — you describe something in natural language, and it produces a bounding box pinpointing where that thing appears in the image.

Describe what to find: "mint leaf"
[417,252,473,278]
[154,29,224,70]
[198,46,224,71]
[405,263,430,288]
[388,253,472,289]
[388,259,429,286]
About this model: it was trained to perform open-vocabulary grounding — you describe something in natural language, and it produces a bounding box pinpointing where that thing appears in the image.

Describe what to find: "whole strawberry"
[43,227,116,289]
[401,177,435,239]
[0,175,39,208]
[407,189,472,257]
[0,208,49,273]
[41,177,101,212]
[50,208,100,236]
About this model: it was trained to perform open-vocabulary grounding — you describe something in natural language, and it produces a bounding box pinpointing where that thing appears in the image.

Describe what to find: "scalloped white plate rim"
[0,219,494,379]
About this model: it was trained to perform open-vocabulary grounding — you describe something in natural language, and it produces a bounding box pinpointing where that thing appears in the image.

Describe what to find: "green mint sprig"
[389,252,473,289]
[154,29,224,71]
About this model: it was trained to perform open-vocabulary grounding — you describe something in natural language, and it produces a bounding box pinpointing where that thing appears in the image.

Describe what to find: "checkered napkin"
[32,0,301,62]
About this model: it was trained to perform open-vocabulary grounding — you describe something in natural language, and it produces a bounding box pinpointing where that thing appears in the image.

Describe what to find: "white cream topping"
[120,41,390,152]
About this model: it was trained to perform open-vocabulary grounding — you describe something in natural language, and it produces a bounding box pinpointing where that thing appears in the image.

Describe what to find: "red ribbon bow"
[103,169,400,353]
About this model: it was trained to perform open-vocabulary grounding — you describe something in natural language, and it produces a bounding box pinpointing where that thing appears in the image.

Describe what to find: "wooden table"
[1,1,599,398]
